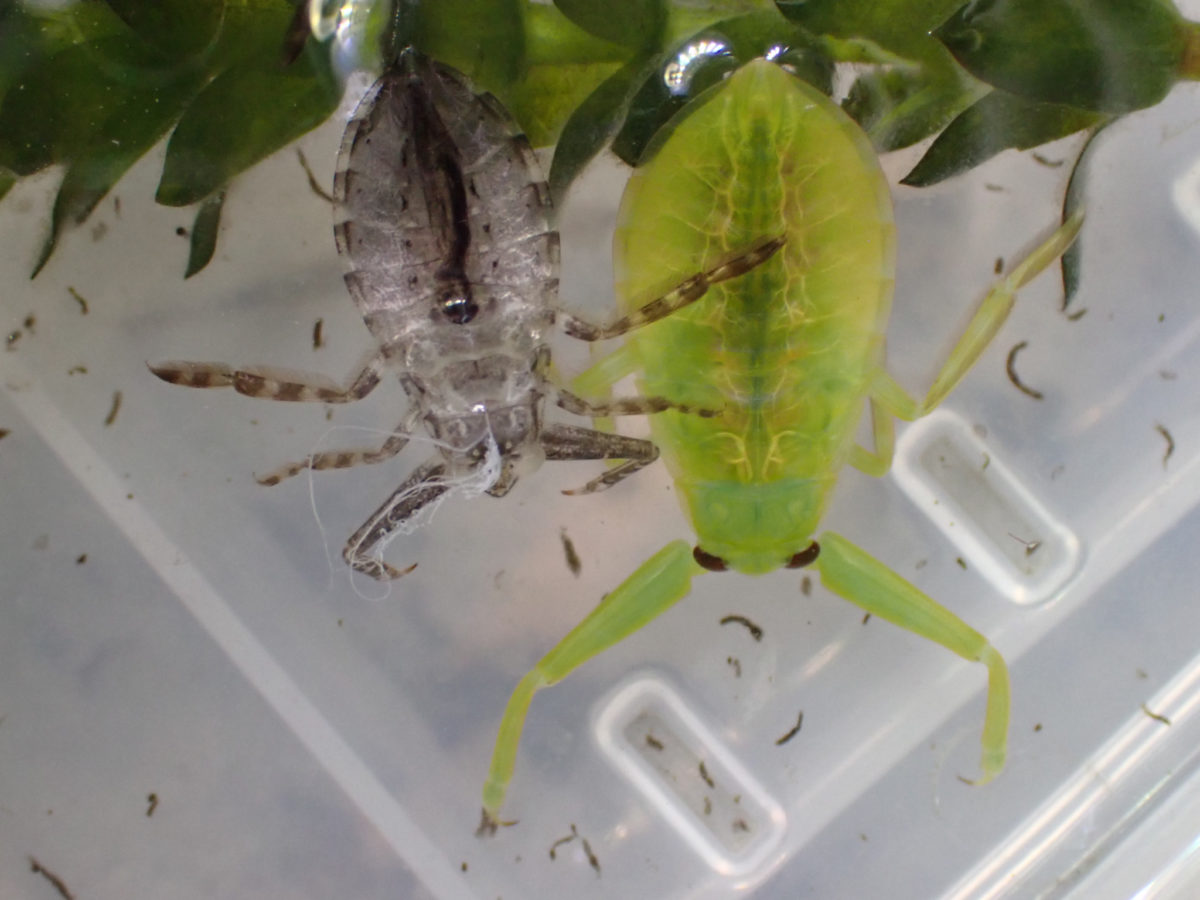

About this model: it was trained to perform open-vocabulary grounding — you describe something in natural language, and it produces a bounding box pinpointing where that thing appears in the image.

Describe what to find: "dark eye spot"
[785,541,820,569]
[693,547,727,572]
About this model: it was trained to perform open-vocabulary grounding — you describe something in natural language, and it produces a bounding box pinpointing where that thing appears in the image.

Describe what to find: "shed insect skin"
[150,49,768,580]
[479,60,1083,828]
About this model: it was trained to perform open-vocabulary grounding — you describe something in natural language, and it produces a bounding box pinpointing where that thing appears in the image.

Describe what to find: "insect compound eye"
[692,546,728,572]
[784,541,820,569]
[440,292,479,324]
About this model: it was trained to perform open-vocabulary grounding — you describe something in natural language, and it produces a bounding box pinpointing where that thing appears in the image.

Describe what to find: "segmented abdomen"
[615,60,896,490]
[332,51,559,357]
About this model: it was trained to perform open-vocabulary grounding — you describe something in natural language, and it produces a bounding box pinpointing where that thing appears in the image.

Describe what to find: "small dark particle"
[325,406,334,421]
[6,329,21,349]
[1141,703,1171,726]
[460,861,468,872]
[1137,668,1149,680]
[114,196,121,215]
[104,390,123,427]
[732,818,750,833]
[1005,341,1044,400]
[297,148,334,203]
[994,257,1004,274]
[312,318,325,350]
[981,452,991,471]
[1033,723,1043,732]
[559,528,582,577]
[581,836,601,877]
[915,559,927,570]
[698,761,715,789]
[719,614,763,642]
[548,826,576,860]
[1158,313,1165,323]
[1160,370,1178,381]
[644,733,664,752]
[146,792,158,817]
[726,655,742,678]
[985,183,1005,192]
[1155,424,1175,470]
[1065,308,1087,322]
[1007,532,1042,557]
[67,365,87,375]
[175,226,188,237]
[91,221,107,242]
[75,553,87,565]
[800,575,812,596]
[23,314,36,334]
[67,286,90,315]
[0,428,8,440]
[28,856,75,900]
[1032,152,1064,168]
[859,833,868,842]
[956,557,967,570]
[1050,464,1066,481]
[861,613,871,625]
[703,796,712,815]
[775,710,804,746]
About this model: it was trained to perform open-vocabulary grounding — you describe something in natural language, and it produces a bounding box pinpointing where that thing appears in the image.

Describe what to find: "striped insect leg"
[540,423,659,495]
[554,387,720,420]
[343,459,449,580]
[256,408,420,486]
[148,349,385,404]
[558,235,785,342]
[478,541,705,835]
[815,531,1010,783]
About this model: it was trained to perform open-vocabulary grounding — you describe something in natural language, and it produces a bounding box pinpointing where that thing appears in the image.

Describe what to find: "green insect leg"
[479,540,704,834]
[872,211,1084,420]
[847,398,895,477]
[815,531,1010,783]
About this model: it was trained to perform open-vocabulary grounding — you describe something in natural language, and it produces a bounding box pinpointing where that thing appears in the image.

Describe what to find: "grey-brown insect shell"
[333,54,560,483]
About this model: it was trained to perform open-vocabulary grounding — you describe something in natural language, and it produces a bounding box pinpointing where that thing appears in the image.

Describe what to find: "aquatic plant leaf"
[549,54,657,205]
[553,0,667,51]
[902,89,1105,187]
[185,189,226,279]
[409,0,526,89]
[102,0,224,58]
[935,0,1192,113]
[156,53,339,207]
[30,78,202,276]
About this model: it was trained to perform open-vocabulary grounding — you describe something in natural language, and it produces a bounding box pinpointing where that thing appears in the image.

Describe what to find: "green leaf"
[901,89,1106,187]
[1061,122,1110,309]
[842,52,984,151]
[613,12,834,166]
[409,0,527,89]
[549,54,658,205]
[0,33,178,176]
[156,53,339,207]
[934,0,1191,114]
[102,0,224,59]
[31,78,202,276]
[776,0,964,56]
[186,189,226,279]
[502,61,624,148]
[553,0,667,52]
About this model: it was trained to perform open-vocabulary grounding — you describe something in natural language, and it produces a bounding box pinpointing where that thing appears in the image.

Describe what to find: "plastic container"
[4,25,1200,899]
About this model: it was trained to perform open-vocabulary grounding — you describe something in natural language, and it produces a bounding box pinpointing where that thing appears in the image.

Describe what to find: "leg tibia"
[815,530,1010,784]
[480,540,703,826]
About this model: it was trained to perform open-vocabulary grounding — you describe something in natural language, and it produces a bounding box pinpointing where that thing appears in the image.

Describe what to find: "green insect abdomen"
[614,60,896,568]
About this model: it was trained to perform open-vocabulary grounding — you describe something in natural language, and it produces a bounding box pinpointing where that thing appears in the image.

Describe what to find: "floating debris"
[719,614,763,642]
[559,528,582,577]
[1155,423,1175,469]
[1005,341,1044,400]
[775,710,804,746]
[28,857,74,900]
[104,390,123,427]
[67,286,90,314]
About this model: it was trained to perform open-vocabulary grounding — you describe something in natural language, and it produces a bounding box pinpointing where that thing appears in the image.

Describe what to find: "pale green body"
[478,60,1082,830]
[615,61,895,574]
